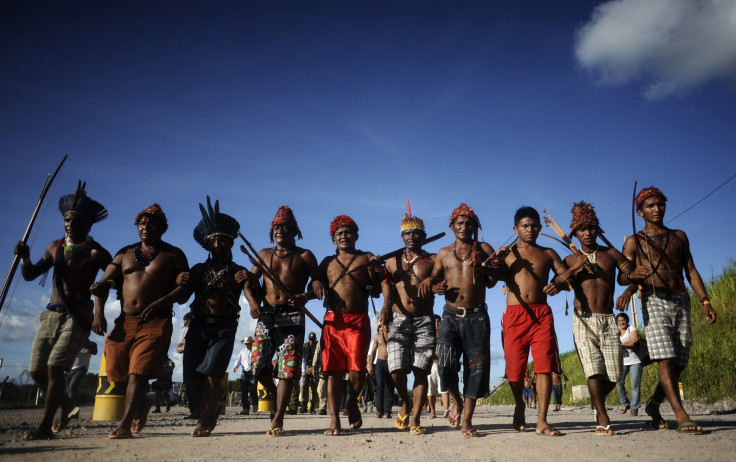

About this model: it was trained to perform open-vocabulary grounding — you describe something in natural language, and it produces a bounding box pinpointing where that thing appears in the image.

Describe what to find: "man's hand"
[380,307,392,327]
[13,242,30,259]
[141,298,166,321]
[176,272,192,287]
[628,266,652,281]
[367,363,374,375]
[615,288,635,311]
[543,282,562,296]
[568,253,588,273]
[432,280,448,295]
[703,304,717,325]
[234,269,251,285]
[90,280,112,296]
[250,304,261,319]
[91,315,107,336]
[311,280,326,301]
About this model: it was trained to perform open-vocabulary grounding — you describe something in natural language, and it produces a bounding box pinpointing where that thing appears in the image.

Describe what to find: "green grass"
[486,261,736,405]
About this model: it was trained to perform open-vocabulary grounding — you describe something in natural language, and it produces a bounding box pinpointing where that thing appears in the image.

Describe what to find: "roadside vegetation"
[486,261,736,406]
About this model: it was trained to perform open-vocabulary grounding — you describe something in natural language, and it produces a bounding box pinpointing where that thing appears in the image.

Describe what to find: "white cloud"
[575,0,736,99]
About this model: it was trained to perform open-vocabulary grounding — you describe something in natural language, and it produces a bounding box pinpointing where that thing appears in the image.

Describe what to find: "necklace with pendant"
[403,250,424,283]
[205,260,233,290]
[580,245,599,273]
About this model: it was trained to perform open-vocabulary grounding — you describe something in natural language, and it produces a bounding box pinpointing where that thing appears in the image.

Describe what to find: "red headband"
[330,215,358,236]
[270,205,302,243]
[449,203,481,229]
[636,186,667,209]
[135,203,168,232]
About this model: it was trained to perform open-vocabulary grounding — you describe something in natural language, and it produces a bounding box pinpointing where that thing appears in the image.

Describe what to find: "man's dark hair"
[514,206,540,226]
[183,312,192,321]
[434,314,441,321]
[616,312,629,322]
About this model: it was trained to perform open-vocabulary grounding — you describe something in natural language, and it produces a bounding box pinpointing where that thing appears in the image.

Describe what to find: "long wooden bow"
[0,154,68,313]
[542,209,581,254]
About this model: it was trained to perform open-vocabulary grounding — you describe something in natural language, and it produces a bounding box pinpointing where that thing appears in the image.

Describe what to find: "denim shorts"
[436,304,490,400]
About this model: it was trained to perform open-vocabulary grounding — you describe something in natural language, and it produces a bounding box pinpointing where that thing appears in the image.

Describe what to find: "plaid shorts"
[387,312,436,373]
[572,311,622,382]
[641,292,692,366]
[30,307,91,374]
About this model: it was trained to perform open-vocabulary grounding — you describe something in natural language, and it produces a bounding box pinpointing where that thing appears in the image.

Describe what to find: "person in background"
[616,313,642,417]
[233,336,258,415]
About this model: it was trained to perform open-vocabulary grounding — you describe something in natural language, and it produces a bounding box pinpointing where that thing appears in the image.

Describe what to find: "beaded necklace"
[133,244,160,266]
[453,243,473,263]
[64,235,93,253]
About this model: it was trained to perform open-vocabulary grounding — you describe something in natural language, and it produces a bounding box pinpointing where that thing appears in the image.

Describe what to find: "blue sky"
[1,1,734,386]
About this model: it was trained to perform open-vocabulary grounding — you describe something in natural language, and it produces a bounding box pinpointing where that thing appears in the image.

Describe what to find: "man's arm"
[418,248,446,298]
[678,231,716,325]
[244,262,264,319]
[544,250,585,295]
[304,250,326,301]
[232,350,243,372]
[476,242,498,288]
[140,248,190,321]
[90,246,113,336]
[91,250,125,335]
[380,260,394,326]
[366,335,377,375]
[14,241,54,281]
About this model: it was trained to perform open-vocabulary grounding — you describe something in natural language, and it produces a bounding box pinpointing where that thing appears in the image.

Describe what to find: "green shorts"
[29,304,91,374]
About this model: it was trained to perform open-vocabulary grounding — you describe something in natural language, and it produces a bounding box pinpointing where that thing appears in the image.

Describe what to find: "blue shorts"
[436,304,490,400]
[523,387,532,400]
[551,384,562,404]
[184,315,238,379]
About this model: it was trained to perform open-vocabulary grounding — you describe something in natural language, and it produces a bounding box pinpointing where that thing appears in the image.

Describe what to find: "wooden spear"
[0,154,68,313]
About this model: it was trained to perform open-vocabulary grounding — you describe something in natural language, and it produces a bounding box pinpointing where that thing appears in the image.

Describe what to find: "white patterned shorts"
[572,311,623,382]
[387,313,436,373]
[641,292,692,366]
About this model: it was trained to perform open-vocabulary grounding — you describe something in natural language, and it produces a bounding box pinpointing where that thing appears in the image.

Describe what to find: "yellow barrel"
[218,373,228,416]
[257,380,273,412]
[92,353,125,421]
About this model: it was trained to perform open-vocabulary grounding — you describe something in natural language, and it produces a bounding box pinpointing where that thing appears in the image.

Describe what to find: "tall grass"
[486,261,736,405]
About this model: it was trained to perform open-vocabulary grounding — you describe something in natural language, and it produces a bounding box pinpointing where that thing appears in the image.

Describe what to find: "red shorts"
[105,314,173,382]
[321,311,371,373]
[502,304,560,382]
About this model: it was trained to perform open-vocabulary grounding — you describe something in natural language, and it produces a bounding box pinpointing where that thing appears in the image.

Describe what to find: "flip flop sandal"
[676,422,704,435]
[394,412,409,430]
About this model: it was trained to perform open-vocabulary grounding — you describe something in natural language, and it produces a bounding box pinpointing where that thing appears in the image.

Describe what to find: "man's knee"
[29,369,47,385]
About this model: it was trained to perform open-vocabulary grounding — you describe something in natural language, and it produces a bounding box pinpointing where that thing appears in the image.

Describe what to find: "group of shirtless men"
[15,183,716,440]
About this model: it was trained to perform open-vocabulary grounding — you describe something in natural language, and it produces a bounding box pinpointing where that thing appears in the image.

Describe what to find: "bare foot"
[24,429,54,440]
[536,426,561,436]
[513,403,526,432]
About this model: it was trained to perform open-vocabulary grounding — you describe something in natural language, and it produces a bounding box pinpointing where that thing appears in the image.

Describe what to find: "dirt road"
[1,401,734,461]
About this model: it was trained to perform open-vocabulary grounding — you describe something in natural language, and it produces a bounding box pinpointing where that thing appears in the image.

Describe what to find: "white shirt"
[620,325,641,366]
[232,346,252,372]
[177,326,188,347]
[71,346,93,371]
